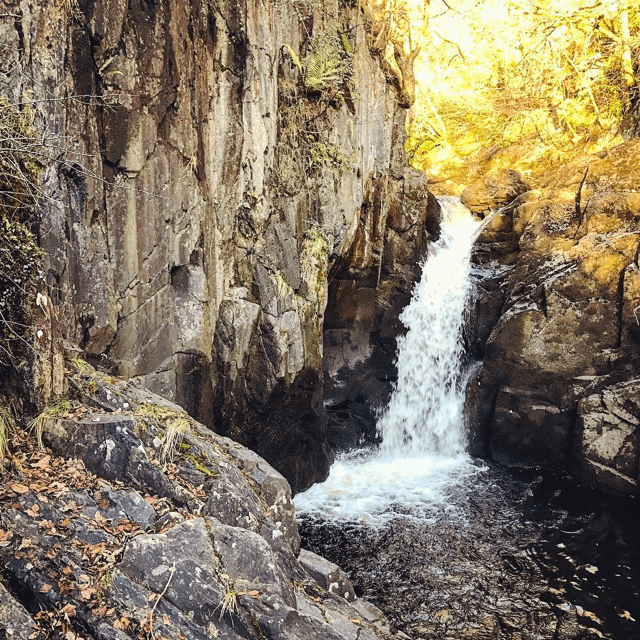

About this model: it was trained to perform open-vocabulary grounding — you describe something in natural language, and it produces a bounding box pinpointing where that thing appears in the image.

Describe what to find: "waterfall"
[376,197,478,458]
[295,198,483,526]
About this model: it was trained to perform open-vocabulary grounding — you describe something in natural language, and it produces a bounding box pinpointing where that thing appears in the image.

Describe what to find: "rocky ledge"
[0,361,398,640]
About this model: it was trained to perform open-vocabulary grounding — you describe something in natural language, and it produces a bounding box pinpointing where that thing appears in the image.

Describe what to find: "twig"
[147,562,176,639]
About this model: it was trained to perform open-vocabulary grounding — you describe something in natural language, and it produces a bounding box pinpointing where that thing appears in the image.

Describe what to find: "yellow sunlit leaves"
[394,0,640,187]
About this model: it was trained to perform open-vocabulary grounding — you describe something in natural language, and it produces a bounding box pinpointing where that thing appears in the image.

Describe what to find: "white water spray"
[295,198,483,526]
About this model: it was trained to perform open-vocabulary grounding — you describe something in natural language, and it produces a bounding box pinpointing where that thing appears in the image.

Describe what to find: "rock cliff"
[466,143,640,497]
[0,0,438,493]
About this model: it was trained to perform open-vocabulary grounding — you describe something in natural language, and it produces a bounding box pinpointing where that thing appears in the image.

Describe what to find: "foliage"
[0,402,14,461]
[403,0,640,185]
[276,22,356,193]
[136,402,193,462]
[0,98,46,373]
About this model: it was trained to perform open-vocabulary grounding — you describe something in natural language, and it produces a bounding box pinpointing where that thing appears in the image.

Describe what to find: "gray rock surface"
[0,0,439,494]
[576,378,640,495]
[0,366,398,639]
[0,582,35,639]
[299,548,357,602]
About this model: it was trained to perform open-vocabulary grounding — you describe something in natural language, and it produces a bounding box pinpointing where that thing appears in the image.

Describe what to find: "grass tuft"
[0,403,15,461]
[160,417,190,463]
[28,399,72,449]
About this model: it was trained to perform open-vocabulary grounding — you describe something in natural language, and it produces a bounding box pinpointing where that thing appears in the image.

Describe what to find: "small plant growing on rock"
[0,402,15,462]
[217,574,240,620]
[28,399,73,448]
[160,417,190,463]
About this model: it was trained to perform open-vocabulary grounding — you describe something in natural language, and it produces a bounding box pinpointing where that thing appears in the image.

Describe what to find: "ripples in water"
[299,464,640,640]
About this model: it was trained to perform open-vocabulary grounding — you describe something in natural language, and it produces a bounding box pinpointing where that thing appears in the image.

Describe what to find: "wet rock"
[322,172,441,454]
[299,467,640,640]
[467,141,640,494]
[461,168,531,217]
[299,548,357,602]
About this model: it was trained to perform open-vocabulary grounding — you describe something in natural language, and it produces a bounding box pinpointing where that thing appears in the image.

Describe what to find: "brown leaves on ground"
[0,429,165,638]
[0,412,213,640]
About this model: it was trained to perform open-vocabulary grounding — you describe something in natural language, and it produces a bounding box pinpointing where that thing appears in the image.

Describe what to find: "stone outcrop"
[0,364,398,640]
[466,140,640,495]
[0,0,438,492]
[575,378,640,496]
[460,168,531,218]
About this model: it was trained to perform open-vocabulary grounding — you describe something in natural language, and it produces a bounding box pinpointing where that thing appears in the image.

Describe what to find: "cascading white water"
[295,198,484,526]
[376,198,478,459]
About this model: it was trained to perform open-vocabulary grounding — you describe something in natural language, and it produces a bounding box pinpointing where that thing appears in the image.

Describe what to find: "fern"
[284,44,303,74]
[284,27,353,94]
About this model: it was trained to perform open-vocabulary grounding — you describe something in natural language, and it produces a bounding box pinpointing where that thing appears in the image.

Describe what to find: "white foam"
[295,198,482,527]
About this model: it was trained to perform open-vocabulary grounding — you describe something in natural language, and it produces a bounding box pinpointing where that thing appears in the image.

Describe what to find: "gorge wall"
[0,0,438,493]
[465,145,640,497]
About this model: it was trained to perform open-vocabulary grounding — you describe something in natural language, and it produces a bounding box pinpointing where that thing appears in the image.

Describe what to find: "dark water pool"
[299,463,640,639]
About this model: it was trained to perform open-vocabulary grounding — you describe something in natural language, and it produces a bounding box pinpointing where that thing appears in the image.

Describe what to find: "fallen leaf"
[11,483,30,494]
[247,590,261,598]
[32,455,51,469]
[113,617,130,631]
[350,619,361,625]
[0,530,13,547]
[39,584,53,594]
[94,604,108,618]
[26,504,40,517]
[60,604,76,616]
[80,587,96,601]
[19,538,33,550]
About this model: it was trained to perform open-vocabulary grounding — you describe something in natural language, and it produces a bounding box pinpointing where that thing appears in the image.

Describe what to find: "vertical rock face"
[466,141,640,496]
[0,0,437,492]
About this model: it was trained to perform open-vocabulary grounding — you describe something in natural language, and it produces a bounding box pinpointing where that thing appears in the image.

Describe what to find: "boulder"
[461,169,531,217]
[299,548,357,602]
[0,366,399,639]
[575,379,640,496]
[0,582,35,640]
